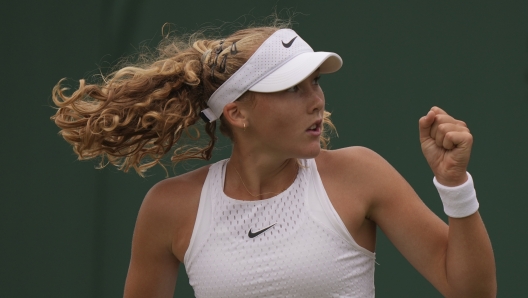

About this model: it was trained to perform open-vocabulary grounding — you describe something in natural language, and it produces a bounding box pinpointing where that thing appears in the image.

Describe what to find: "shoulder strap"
[304,158,375,258]
[183,159,227,266]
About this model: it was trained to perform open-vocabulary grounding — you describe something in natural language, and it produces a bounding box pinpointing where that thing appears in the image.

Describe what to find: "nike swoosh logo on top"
[248,223,277,238]
[281,36,298,48]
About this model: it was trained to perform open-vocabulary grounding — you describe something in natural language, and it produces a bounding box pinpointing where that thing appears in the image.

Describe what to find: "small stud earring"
[243,123,246,132]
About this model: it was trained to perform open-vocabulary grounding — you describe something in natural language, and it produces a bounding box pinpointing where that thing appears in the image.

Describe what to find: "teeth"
[310,124,317,129]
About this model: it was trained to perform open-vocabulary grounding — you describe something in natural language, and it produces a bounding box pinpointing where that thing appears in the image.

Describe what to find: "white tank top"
[184,159,376,297]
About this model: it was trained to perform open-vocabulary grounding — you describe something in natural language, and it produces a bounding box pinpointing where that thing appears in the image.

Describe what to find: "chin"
[296,144,321,159]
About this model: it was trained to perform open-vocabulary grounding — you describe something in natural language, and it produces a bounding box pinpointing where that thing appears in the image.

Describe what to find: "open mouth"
[306,120,322,133]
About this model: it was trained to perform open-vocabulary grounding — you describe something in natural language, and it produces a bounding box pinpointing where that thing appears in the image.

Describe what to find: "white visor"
[200,29,342,122]
[249,51,342,93]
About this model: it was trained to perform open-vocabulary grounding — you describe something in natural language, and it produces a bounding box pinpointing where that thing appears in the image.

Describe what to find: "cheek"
[253,99,292,125]
[258,114,289,134]
[251,95,305,137]
[263,108,299,132]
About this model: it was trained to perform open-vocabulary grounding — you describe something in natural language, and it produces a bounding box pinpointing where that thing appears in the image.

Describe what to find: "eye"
[313,76,321,85]
[287,85,299,92]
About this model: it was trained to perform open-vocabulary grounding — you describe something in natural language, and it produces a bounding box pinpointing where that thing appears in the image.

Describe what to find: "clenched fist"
[419,106,473,186]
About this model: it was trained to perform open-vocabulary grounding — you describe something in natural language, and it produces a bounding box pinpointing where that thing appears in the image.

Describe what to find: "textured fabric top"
[201,29,313,122]
[184,159,376,297]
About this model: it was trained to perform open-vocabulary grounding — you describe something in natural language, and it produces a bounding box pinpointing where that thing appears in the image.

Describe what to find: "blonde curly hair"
[51,24,336,176]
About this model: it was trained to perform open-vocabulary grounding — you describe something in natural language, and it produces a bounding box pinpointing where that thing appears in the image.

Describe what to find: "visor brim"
[248,52,342,93]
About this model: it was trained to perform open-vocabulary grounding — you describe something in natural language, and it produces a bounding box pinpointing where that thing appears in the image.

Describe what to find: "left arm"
[369,107,496,297]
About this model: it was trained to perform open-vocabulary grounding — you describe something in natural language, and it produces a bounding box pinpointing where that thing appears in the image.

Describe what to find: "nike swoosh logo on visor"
[248,223,277,238]
[281,36,298,48]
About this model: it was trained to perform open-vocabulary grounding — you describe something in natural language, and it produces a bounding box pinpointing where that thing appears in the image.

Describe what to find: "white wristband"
[433,172,479,218]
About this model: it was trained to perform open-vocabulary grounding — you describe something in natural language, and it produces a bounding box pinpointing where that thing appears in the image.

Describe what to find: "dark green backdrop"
[1,1,526,297]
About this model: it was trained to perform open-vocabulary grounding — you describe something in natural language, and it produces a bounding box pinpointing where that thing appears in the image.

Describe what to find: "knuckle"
[436,114,453,124]
[437,123,449,133]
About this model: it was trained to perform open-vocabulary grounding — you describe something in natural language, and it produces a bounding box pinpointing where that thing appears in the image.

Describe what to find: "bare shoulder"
[135,164,211,261]
[315,146,393,184]
[146,165,210,201]
[313,147,396,251]
[141,165,210,219]
[316,146,382,164]
[125,165,212,296]
[315,146,410,219]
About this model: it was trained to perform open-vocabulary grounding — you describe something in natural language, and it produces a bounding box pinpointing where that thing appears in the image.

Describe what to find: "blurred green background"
[1,1,526,297]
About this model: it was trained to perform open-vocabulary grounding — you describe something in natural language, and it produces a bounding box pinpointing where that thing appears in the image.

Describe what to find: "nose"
[308,88,325,114]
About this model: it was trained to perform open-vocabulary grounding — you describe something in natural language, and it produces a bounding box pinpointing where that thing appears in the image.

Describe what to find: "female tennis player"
[51,25,496,297]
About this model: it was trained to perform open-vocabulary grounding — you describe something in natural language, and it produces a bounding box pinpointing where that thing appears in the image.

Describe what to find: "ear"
[222,102,249,129]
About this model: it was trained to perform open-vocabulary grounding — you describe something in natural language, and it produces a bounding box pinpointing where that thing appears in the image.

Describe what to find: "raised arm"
[419,106,496,296]
[369,106,496,297]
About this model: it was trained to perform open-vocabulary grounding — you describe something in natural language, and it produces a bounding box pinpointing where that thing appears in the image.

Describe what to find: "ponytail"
[51,26,280,176]
[52,41,217,175]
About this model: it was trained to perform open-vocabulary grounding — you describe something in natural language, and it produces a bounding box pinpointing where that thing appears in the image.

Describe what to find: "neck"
[225,147,299,201]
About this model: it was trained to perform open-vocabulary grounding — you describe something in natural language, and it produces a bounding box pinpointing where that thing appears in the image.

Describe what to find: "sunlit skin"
[123,71,496,297]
